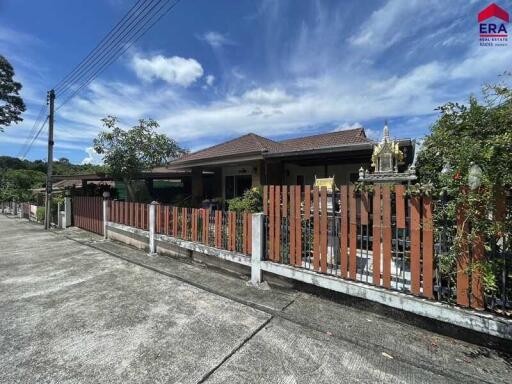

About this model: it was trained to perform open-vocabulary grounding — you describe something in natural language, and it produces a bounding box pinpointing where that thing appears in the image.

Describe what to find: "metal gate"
[72,196,103,235]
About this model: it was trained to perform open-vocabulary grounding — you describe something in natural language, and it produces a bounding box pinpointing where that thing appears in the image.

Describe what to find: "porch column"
[191,167,203,207]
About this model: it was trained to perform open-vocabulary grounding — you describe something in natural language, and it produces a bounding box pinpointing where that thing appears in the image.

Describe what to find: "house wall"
[284,162,368,186]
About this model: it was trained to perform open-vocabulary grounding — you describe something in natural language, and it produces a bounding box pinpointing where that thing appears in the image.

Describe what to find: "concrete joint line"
[196,316,273,384]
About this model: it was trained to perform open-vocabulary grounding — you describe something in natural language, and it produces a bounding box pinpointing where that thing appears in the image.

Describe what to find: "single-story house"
[166,126,415,205]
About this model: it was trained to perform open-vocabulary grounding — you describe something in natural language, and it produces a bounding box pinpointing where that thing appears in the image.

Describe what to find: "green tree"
[93,116,187,200]
[0,55,26,131]
[416,82,512,295]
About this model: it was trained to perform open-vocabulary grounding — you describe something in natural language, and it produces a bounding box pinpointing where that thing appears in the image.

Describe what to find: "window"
[225,175,252,199]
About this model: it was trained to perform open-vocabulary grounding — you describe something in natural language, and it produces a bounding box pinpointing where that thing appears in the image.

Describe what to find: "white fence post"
[64,196,72,228]
[251,212,264,285]
[148,201,158,256]
[102,192,110,239]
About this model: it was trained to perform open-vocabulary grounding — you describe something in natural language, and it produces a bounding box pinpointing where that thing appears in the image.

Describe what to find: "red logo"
[478,3,509,23]
[478,3,508,46]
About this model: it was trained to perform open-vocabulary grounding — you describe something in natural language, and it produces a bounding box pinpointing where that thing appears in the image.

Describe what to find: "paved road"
[1,215,511,383]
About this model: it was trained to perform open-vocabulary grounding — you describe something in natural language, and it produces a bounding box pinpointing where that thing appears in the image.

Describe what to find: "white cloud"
[81,147,103,165]
[200,31,234,48]
[205,74,215,86]
[131,54,203,87]
[242,88,292,105]
[333,122,362,132]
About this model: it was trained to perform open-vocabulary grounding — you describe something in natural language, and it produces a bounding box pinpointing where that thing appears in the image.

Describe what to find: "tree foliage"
[93,116,187,200]
[0,156,105,202]
[227,187,263,213]
[416,82,512,295]
[0,55,25,131]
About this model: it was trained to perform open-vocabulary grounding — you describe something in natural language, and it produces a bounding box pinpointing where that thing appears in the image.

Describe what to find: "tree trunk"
[123,178,136,201]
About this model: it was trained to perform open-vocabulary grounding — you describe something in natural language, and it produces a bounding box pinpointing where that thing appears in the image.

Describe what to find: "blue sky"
[1,0,511,164]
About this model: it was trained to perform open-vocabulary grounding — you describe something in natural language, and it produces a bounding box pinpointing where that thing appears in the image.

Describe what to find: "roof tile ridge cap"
[250,133,285,152]
[278,127,365,143]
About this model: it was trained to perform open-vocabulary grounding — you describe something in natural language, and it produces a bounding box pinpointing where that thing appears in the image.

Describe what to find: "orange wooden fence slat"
[410,196,421,296]
[269,186,275,261]
[313,186,320,271]
[263,185,269,215]
[320,187,328,274]
[422,196,434,299]
[349,185,357,280]
[340,185,348,278]
[372,185,381,286]
[382,185,392,289]
[295,185,302,267]
[172,207,178,236]
[182,208,188,240]
[456,202,470,307]
[203,209,209,245]
[395,185,406,229]
[290,185,296,265]
[165,206,170,235]
[243,212,248,254]
[274,186,281,262]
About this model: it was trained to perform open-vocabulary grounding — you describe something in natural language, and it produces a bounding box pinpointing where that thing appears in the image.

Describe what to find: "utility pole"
[44,89,55,230]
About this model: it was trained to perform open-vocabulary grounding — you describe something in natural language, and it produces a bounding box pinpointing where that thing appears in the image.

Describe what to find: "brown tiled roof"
[170,128,373,165]
[278,128,371,152]
[172,133,282,164]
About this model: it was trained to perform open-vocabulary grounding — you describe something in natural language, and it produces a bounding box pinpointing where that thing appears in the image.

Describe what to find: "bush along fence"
[262,185,511,315]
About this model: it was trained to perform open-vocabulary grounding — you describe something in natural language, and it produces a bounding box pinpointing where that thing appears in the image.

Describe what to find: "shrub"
[36,207,45,222]
[227,187,262,213]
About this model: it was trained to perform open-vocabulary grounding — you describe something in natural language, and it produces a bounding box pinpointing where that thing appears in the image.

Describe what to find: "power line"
[57,0,181,109]
[18,0,182,158]
[20,116,49,160]
[17,103,47,158]
[54,0,147,93]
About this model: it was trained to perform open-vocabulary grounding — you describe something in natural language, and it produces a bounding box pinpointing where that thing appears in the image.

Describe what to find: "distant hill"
[0,156,105,202]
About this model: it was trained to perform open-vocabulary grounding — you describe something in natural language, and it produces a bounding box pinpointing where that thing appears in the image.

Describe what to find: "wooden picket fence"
[262,184,491,309]
[153,206,252,255]
[109,200,149,230]
[108,201,252,255]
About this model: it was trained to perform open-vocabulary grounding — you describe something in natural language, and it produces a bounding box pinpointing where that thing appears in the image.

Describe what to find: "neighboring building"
[167,126,415,205]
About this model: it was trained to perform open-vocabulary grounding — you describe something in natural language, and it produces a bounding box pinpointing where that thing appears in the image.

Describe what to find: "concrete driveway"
[0,215,510,383]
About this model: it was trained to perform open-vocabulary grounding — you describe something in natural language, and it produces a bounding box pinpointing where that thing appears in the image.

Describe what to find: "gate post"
[64,194,72,228]
[148,201,158,256]
[102,192,110,239]
[251,213,264,285]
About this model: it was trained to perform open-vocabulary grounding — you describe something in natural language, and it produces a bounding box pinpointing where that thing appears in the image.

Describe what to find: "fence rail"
[263,184,511,313]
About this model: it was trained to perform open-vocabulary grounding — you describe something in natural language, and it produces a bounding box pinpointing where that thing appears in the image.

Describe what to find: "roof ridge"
[279,127,366,143]
[177,133,258,160]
